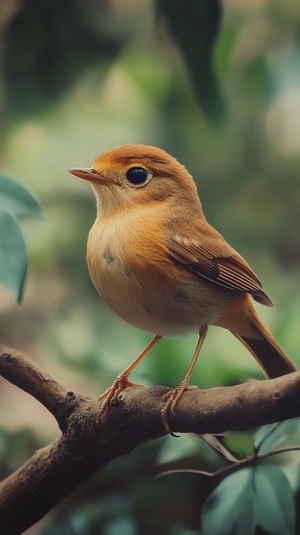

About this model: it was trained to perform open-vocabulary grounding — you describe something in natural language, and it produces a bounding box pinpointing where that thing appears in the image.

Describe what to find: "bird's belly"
[87,237,225,337]
[93,268,204,336]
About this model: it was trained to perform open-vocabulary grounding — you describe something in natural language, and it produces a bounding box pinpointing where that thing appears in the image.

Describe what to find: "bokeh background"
[0,0,300,533]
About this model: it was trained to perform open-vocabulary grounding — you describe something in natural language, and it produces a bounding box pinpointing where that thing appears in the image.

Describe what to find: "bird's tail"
[232,308,297,378]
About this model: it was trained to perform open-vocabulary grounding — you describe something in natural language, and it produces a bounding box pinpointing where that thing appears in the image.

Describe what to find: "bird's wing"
[166,232,272,306]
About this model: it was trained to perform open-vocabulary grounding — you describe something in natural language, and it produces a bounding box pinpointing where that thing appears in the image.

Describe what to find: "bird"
[69,144,296,432]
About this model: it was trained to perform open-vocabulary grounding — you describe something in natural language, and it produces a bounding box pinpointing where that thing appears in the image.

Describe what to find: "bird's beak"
[68,167,113,185]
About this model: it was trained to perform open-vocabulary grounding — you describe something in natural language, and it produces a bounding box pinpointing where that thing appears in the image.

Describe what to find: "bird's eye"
[126,167,148,185]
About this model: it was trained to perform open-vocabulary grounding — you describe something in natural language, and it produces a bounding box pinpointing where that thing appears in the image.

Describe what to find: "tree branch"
[0,345,299,534]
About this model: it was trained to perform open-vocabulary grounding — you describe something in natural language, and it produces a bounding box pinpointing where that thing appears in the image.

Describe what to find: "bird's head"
[69,144,201,216]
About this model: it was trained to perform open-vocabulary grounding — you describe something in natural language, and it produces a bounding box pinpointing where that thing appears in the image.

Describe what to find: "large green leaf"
[201,465,295,535]
[157,0,225,123]
[201,468,254,535]
[0,174,44,218]
[0,209,27,302]
[253,465,295,535]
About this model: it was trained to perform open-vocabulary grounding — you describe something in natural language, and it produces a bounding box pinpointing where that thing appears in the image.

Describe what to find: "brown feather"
[232,307,296,377]
[166,233,272,306]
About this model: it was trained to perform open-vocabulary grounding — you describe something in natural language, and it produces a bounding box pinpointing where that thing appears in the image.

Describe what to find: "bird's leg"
[98,334,162,411]
[161,325,208,433]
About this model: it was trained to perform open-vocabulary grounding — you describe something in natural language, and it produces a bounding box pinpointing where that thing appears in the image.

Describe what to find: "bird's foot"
[98,374,143,412]
[161,382,199,434]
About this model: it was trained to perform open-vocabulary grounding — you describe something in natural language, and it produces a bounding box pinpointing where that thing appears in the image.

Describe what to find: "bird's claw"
[161,384,199,434]
[98,375,142,412]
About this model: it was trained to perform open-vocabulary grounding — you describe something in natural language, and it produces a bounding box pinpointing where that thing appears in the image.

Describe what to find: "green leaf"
[253,465,295,535]
[157,0,225,123]
[0,174,44,218]
[0,209,27,301]
[201,468,254,535]
[201,465,295,535]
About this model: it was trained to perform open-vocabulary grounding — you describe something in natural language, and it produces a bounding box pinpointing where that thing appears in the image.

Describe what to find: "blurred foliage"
[0,0,300,533]
[2,0,124,112]
[0,174,43,300]
[0,427,42,480]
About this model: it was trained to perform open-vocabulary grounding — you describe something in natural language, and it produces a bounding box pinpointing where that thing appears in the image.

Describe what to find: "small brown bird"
[69,144,296,432]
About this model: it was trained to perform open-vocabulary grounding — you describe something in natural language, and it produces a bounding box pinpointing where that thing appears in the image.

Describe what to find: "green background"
[0,1,300,533]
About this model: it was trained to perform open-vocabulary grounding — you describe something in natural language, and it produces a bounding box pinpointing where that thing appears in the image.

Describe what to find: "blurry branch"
[0,346,300,535]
